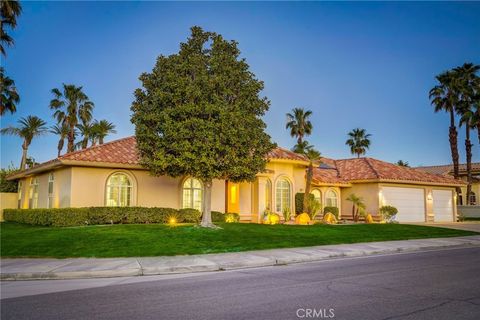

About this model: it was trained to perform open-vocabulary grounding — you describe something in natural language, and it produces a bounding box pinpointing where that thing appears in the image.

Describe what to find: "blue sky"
[1,1,479,168]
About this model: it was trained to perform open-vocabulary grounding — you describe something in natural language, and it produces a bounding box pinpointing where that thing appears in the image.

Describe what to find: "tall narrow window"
[183,178,203,211]
[325,189,338,207]
[18,181,23,208]
[29,177,39,209]
[106,173,132,207]
[275,178,291,213]
[47,173,55,208]
[470,192,477,205]
[265,179,272,211]
[311,189,322,204]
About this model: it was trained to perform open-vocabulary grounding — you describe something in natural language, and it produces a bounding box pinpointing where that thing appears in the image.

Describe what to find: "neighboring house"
[415,163,480,206]
[8,136,464,223]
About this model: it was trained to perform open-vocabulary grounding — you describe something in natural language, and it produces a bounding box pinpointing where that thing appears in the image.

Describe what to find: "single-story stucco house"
[8,136,464,223]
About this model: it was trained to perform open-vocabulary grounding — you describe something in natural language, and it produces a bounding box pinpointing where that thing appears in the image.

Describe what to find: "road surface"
[2,247,480,320]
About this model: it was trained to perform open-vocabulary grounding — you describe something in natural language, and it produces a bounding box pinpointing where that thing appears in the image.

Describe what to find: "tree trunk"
[465,127,473,205]
[200,179,217,228]
[477,123,480,146]
[67,124,75,153]
[303,163,313,214]
[57,139,63,157]
[20,142,28,170]
[351,204,355,221]
[448,110,461,204]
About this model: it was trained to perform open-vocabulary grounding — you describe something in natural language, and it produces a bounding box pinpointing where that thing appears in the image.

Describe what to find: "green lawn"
[1,222,477,258]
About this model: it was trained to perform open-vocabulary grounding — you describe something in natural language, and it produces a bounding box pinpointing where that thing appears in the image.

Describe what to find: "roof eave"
[6,160,63,180]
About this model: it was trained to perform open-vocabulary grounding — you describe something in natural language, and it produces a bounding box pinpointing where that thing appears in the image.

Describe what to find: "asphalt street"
[2,247,480,320]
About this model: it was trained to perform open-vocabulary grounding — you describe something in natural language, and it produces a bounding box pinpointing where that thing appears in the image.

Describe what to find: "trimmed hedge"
[323,206,339,219]
[3,207,201,227]
[295,193,314,214]
[211,211,240,223]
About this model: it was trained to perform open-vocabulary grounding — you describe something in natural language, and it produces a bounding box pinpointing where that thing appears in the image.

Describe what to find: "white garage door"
[381,187,425,222]
[433,190,454,222]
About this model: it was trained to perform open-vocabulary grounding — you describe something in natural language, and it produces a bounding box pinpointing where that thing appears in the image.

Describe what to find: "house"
[8,136,464,223]
[415,163,480,205]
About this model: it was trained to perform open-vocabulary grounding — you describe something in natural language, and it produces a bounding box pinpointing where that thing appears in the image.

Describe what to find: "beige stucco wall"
[0,192,17,221]
[340,183,379,217]
[69,167,225,211]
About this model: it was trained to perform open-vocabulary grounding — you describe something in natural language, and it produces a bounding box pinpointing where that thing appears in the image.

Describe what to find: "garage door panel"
[433,190,454,222]
[381,187,425,222]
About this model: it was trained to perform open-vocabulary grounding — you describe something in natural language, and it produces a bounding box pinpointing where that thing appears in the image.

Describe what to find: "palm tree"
[292,140,311,154]
[76,122,95,149]
[396,160,410,167]
[50,123,70,157]
[1,115,48,169]
[345,128,371,158]
[303,148,321,214]
[286,108,313,145]
[346,193,366,222]
[454,63,480,204]
[49,84,94,153]
[0,0,22,56]
[0,67,19,115]
[91,119,116,145]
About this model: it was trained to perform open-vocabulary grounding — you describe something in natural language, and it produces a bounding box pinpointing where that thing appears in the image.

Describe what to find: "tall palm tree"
[0,67,19,115]
[91,119,116,145]
[0,0,22,56]
[1,115,48,169]
[286,108,313,145]
[49,84,94,153]
[345,128,371,158]
[292,140,311,154]
[454,63,480,204]
[303,148,321,214]
[50,123,70,157]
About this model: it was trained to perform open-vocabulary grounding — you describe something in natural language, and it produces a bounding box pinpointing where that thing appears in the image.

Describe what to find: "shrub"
[178,208,202,223]
[210,211,240,223]
[282,207,292,222]
[211,211,225,222]
[323,206,339,219]
[379,205,398,223]
[225,212,240,223]
[0,167,18,193]
[4,207,200,227]
[295,193,314,214]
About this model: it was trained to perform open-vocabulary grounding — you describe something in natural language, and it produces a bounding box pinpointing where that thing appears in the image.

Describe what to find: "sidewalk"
[2,235,480,281]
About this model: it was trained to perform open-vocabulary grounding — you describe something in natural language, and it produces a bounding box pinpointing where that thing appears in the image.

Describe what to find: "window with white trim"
[182,178,203,211]
[106,173,132,207]
[275,178,291,213]
[311,189,322,204]
[470,192,477,205]
[47,173,55,208]
[325,189,338,208]
[29,177,39,209]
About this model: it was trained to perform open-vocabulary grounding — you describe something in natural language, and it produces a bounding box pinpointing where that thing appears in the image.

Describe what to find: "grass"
[1,222,477,258]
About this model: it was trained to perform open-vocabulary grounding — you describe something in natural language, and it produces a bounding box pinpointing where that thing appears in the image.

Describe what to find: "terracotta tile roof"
[266,146,309,162]
[59,136,140,164]
[10,136,464,186]
[334,157,465,185]
[415,163,480,175]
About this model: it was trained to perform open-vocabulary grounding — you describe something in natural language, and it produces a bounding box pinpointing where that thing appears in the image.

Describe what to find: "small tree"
[346,193,366,222]
[131,27,275,228]
[303,147,321,213]
[379,205,398,223]
[0,166,18,192]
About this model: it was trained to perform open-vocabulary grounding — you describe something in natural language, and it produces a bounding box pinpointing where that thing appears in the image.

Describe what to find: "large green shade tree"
[131,26,275,227]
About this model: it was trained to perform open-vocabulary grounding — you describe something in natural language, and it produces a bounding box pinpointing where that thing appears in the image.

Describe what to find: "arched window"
[470,192,477,205]
[265,179,272,211]
[325,189,338,208]
[183,178,203,211]
[106,173,132,207]
[311,189,322,204]
[275,178,291,213]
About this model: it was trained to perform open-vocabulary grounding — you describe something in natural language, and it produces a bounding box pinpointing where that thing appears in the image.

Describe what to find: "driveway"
[415,222,480,233]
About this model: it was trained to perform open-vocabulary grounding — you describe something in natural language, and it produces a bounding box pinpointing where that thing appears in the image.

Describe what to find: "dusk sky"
[1,1,479,168]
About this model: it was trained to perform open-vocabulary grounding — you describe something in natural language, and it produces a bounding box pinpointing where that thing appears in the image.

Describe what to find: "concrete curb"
[2,235,480,280]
